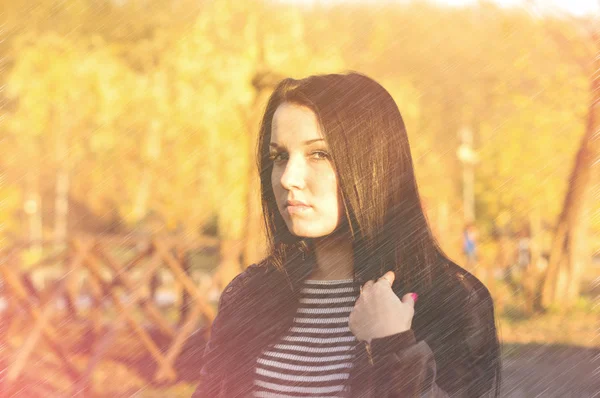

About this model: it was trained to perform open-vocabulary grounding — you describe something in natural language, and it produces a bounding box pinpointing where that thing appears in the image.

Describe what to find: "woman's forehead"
[270,103,323,144]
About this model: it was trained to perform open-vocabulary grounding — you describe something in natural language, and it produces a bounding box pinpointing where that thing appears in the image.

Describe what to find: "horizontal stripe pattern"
[253,279,359,397]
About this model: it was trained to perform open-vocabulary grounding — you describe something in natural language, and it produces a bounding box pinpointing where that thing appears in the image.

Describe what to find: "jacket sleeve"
[369,284,500,398]
[370,329,449,397]
[191,271,250,398]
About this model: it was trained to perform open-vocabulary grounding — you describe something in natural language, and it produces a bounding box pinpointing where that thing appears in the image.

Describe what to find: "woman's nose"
[280,157,306,190]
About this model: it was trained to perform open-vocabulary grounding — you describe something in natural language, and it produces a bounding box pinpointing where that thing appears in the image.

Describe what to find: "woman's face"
[270,102,342,238]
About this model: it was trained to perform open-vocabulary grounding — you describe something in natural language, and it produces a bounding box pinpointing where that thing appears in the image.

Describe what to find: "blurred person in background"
[463,222,478,270]
[516,228,532,272]
[193,72,501,397]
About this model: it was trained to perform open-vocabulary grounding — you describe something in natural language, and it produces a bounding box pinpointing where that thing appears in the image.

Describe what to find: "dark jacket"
[192,257,500,397]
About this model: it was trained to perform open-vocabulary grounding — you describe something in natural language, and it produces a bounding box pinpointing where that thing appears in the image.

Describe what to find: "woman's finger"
[362,280,375,292]
[401,292,418,308]
[377,271,395,288]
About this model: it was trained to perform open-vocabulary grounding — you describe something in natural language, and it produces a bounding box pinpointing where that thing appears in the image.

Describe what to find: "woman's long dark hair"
[255,72,501,397]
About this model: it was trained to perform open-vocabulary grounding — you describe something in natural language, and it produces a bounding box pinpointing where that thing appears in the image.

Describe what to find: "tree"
[526,3,600,309]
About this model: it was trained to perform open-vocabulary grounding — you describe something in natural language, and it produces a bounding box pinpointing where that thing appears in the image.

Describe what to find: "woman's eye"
[269,152,287,162]
[269,151,329,162]
[311,151,330,160]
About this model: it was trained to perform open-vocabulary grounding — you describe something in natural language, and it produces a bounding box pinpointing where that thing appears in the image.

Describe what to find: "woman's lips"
[286,200,308,207]
[286,204,312,215]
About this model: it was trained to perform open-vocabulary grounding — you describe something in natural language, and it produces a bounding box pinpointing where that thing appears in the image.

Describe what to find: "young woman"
[192,72,501,397]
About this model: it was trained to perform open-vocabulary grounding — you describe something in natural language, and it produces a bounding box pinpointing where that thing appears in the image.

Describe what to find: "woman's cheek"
[271,168,284,193]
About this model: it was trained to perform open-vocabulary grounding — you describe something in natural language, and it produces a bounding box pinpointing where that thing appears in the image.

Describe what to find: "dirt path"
[500,344,600,397]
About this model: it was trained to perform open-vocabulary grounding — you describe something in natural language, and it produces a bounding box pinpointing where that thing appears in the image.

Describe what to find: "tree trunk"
[244,167,265,266]
[25,167,43,256]
[53,114,71,251]
[214,239,244,291]
[54,167,69,251]
[134,122,161,224]
[522,208,542,314]
[133,167,152,223]
[242,70,284,267]
[244,86,265,267]
[540,49,600,309]
[436,200,449,247]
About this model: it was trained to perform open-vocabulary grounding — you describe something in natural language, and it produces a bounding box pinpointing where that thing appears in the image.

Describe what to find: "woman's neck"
[308,229,354,280]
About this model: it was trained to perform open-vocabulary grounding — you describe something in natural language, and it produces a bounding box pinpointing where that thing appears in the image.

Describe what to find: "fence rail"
[0,234,220,395]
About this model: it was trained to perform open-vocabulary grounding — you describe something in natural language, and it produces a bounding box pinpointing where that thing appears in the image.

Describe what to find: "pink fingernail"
[411,293,418,302]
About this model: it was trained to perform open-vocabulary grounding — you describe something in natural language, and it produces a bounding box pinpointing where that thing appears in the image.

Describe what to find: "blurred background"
[0,0,598,396]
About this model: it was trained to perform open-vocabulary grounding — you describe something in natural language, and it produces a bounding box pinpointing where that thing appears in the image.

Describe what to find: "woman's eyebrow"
[269,139,324,149]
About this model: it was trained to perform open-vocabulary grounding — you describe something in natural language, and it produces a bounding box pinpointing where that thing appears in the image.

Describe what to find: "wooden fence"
[0,234,220,396]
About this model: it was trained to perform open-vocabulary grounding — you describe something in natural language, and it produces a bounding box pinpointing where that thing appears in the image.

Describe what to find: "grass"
[498,304,599,349]
[493,275,599,349]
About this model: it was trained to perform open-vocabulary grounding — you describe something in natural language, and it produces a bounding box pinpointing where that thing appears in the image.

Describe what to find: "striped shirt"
[252,278,360,398]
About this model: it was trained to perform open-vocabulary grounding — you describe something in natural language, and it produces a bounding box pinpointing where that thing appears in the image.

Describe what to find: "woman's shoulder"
[218,259,274,309]
[436,258,499,354]
[436,259,495,330]
[440,258,494,310]
[224,262,268,289]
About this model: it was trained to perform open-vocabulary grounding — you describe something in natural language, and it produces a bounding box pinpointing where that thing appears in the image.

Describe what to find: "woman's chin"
[288,225,334,239]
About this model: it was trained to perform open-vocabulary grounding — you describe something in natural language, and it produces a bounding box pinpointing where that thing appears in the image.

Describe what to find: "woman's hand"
[349,271,417,343]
